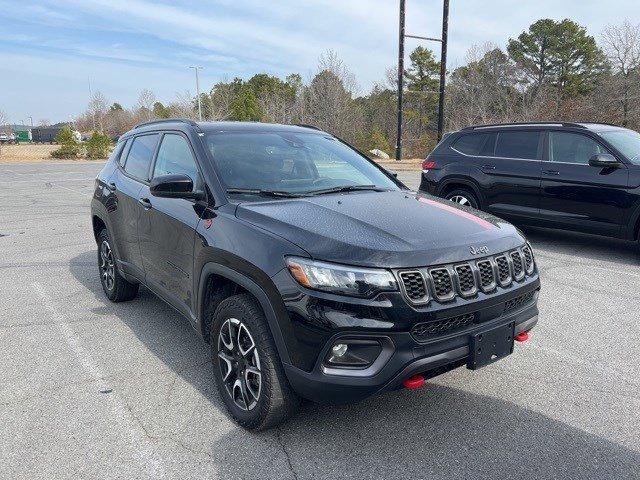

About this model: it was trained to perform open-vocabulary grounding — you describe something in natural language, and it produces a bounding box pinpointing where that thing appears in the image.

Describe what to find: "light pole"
[189,66,203,121]
[396,0,451,160]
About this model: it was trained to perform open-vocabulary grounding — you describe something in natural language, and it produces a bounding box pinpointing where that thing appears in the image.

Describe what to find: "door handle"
[138,197,153,209]
[107,182,117,192]
[481,164,496,171]
[542,170,560,176]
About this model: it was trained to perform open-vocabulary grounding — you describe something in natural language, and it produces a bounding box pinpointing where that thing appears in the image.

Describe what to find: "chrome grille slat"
[454,264,477,297]
[476,259,496,292]
[510,250,525,281]
[398,271,429,303]
[495,255,512,287]
[429,267,455,301]
[522,245,535,274]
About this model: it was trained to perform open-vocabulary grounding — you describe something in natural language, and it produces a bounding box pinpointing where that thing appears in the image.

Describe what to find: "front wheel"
[211,293,300,430]
[445,189,479,209]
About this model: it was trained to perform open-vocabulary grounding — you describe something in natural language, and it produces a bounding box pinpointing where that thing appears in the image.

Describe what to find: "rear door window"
[123,134,159,181]
[495,131,540,160]
[452,133,491,155]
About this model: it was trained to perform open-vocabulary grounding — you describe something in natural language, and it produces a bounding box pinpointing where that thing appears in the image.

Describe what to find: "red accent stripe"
[418,197,494,230]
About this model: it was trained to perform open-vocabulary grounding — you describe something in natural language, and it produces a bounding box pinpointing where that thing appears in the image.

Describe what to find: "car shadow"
[521,226,639,267]
[69,250,639,479]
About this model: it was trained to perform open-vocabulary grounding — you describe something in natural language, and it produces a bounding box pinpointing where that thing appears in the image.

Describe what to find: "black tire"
[210,293,300,430]
[97,229,139,302]
[445,189,479,209]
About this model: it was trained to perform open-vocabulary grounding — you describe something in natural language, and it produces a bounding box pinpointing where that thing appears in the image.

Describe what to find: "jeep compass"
[91,119,540,430]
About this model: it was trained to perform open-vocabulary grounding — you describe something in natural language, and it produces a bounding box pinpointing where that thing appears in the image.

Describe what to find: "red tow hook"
[514,331,530,343]
[403,374,425,390]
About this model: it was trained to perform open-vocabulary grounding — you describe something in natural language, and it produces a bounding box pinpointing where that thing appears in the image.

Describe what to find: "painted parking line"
[32,282,166,478]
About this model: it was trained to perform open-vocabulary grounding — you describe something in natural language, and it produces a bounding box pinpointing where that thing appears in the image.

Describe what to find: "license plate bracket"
[468,321,515,370]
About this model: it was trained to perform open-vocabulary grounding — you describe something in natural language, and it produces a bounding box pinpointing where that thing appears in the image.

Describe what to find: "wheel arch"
[437,177,484,208]
[197,263,294,367]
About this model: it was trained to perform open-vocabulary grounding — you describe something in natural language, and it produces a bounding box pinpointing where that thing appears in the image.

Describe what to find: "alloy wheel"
[217,318,262,411]
[449,195,472,207]
[99,240,116,291]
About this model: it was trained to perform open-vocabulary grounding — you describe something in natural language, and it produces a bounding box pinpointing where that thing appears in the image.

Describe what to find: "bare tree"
[88,91,109,130]
[601,21,640,126]
[39,119,51,127]
[169,90,197,119]
[136,89,156,121]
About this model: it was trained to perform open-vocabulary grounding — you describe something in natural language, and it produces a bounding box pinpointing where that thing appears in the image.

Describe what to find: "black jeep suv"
[421,122,640,247]
[91,119,540,430]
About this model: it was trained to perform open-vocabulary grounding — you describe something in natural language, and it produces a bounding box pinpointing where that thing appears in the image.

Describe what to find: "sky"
[1,0,640,124]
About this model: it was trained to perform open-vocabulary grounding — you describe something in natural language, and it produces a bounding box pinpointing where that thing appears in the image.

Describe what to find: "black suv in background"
[421,123,640,247]
[91,120,540,430]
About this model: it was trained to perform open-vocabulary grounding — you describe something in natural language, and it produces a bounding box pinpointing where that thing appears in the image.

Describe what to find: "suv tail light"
[422,158,437,171]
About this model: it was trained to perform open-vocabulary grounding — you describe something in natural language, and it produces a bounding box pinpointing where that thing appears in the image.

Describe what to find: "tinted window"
[495,131,540,159]
[550,132,607,164]
[123,134,159,180]
[205,132,398,193]
[153,134,199,183]
[452,133,490,155]
[117,139,131,167]
[598,129,640,164]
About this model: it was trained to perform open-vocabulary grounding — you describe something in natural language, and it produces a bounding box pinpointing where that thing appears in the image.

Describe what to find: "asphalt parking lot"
[1,161,639,480]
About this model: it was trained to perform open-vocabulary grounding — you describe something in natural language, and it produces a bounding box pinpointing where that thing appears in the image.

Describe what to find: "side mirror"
[150,174,204,200]
[588,153,621,168]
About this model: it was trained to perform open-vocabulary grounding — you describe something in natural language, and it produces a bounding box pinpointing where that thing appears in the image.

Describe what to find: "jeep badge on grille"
[470,245,489,255]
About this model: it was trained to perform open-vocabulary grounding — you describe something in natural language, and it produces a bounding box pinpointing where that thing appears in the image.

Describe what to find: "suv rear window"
[495,131,540,160]
[452,133,491,155]
[123,134,159,181]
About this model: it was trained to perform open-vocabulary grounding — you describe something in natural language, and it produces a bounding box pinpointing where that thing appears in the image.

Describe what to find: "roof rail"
[294,123,323,131]
[463,122,588,130]
[133,118,199,129]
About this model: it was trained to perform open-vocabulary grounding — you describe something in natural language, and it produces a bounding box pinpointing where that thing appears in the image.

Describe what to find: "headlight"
[285,257,398,297]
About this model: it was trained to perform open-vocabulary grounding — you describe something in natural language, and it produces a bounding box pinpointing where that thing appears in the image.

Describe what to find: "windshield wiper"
[226,188,309,198]
[304,185,389,196]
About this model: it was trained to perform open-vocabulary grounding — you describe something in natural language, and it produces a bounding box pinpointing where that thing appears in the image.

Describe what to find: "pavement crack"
[276,425,299,480]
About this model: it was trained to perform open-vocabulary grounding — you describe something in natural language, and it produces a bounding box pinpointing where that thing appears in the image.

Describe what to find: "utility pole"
[437,0,450,141]
[396,0,451,159]
[189,66,203,121]
[395,0,406,161]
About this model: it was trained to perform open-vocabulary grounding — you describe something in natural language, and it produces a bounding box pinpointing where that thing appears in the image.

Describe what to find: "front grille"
[396,246,536,306]
[455,264,476,296]
[430,268,454,301]
[505,290,536,312]
[399,271,428,302]
[411,313,475,341]
[510,251,525,280]
[522,245,534,274]
[495,256,512,286]
[477,259,496,291]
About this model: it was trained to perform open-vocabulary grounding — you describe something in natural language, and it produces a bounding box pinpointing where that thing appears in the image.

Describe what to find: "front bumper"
[280,288,539,404]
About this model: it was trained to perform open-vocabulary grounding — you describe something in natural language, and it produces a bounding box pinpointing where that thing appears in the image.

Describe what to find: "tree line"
[75,18,640,159]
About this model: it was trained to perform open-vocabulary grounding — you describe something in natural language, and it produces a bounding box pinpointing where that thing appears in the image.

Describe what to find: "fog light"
[331,343,348,357]
[325,340,382,368]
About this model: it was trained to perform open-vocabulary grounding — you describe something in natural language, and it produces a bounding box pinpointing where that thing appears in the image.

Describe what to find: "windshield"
[599,129,640,164]
[205,132,399,196]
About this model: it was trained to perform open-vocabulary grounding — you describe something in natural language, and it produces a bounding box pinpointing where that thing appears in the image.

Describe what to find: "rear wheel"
[445,189,479,209]
[211,293,300,430]
[97,229,139,302]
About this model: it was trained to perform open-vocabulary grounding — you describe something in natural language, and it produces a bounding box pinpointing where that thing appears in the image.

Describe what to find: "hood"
[235,190,526,268]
